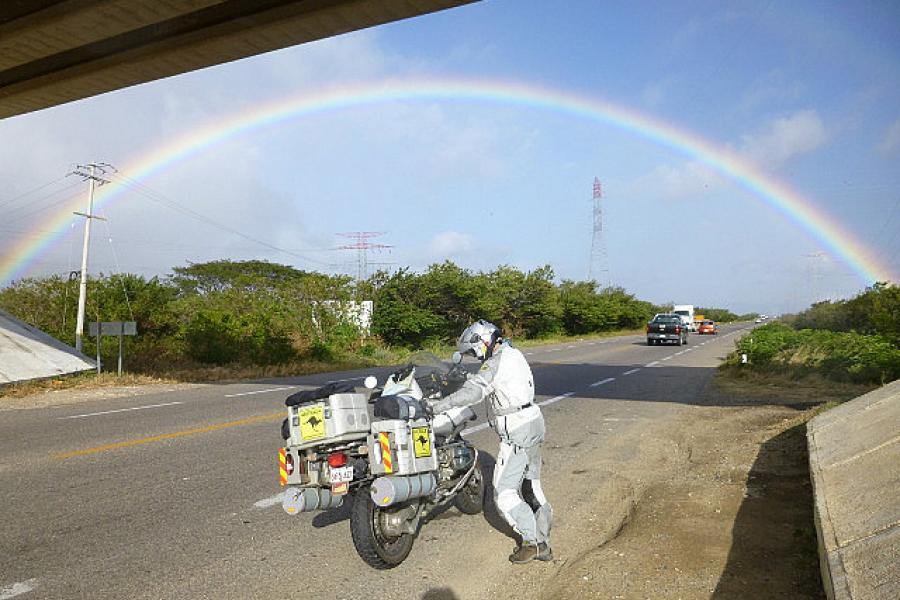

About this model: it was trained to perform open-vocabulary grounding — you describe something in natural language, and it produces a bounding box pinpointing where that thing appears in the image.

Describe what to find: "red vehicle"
[697,320,718,335]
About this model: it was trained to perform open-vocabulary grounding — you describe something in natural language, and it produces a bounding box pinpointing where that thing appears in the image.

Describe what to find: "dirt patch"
[0,381,203,411]
[542,404,824,599]
[529,402,826,599]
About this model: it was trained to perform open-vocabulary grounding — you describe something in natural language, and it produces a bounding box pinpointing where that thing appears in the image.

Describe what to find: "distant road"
[0,325,749,600]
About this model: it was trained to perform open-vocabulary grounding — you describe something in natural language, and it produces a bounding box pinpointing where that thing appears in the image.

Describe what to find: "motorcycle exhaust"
[370,473,437,507]
[282,486,343,514]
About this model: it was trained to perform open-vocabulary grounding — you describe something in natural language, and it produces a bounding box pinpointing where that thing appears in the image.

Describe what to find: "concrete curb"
[807,380,900,600]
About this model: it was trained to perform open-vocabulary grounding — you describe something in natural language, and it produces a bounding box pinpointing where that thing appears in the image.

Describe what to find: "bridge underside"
[0,0,475,120]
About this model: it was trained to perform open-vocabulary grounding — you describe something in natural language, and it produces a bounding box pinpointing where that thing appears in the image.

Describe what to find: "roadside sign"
[89,321,138,375]
[88,321,137,336]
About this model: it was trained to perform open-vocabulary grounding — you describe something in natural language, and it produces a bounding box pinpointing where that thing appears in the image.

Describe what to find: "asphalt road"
[0,324,750,600]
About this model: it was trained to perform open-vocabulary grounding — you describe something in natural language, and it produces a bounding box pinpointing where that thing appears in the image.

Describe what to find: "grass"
[0,371,179,399]
[715,366,878,405]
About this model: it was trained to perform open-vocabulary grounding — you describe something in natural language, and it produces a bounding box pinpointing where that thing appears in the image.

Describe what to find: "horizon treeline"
[0,259,755,369]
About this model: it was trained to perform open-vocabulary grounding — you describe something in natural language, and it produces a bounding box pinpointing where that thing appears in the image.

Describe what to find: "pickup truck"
[646,314,689,346]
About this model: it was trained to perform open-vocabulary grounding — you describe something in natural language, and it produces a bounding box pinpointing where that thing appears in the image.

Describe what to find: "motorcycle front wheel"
[350,485,416,569]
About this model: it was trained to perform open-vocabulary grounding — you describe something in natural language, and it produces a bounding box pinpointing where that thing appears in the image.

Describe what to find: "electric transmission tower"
[337,232,393,284]
[803,252,826,305]
[70,162,114,352]
[588,177,610,287]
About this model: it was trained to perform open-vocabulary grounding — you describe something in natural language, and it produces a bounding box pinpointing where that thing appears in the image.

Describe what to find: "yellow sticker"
[412,427,432,458]
[298,404,326,440]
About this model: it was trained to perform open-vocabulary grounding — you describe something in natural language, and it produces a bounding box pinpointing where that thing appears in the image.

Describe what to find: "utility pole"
[71,163,112,352]
[588,177,610,287]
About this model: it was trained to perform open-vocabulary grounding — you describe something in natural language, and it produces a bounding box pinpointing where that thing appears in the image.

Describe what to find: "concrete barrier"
[807,380,900,599]
[0,309,94,384]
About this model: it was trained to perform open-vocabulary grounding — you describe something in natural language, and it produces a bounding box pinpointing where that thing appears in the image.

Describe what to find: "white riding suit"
[432,342,551,546]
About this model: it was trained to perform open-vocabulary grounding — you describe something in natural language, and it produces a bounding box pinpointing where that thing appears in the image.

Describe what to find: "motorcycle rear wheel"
[350,485,416,569]
[453,456,485,515]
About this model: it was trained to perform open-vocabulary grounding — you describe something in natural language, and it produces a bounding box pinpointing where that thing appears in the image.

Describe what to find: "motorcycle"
[278,352,485,569]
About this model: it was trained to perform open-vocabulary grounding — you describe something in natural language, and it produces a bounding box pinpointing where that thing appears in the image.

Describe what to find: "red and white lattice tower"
[337,232,392,284]
[589,177,610,286]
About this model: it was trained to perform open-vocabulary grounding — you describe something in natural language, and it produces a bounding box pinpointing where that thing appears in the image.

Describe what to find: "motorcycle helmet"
[457,319,502,361]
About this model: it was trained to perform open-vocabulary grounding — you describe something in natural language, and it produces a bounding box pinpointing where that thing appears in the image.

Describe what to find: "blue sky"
[1,0,899,315]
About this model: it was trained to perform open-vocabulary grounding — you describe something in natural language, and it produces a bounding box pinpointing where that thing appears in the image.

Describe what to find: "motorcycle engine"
[438,442,475,477]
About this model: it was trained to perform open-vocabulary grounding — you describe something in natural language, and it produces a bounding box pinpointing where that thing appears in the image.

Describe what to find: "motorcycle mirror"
[363,375,378,389]
[451,351,463,365]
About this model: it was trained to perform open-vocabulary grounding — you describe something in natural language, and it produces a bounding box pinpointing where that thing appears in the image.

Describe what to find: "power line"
[107,172,336,269]
[1,181,83,224]
[0,175,69,210]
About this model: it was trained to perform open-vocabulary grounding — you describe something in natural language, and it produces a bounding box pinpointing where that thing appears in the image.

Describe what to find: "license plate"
[330,465,354,484]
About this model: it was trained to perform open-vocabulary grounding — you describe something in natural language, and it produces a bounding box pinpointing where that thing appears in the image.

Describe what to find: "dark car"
[646,314,688,346]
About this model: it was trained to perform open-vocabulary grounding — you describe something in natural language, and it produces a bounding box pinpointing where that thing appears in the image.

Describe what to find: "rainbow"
[1,78,893,285]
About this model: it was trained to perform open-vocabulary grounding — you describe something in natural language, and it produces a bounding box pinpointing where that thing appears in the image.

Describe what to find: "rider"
[430,319,552,564]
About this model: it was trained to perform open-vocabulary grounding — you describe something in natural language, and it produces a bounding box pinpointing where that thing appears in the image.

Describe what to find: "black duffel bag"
[373,395,429,420]
[285,381,356,407]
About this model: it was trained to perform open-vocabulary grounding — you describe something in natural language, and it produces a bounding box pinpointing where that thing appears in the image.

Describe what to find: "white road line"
[537,392,575,407]
[525,352,534,355]
[661,356,672,361]
[254,493,285,508]
[224,386,298,398]
[58,401,183,420]
[623,368,640,375]
[590,377,616,387]
[566,345,576,349]
[327,376,364,384]
[0,579,37,600]
[645,361,660,367]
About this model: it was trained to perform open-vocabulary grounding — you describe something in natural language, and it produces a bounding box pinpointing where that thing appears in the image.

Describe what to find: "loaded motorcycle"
[278,353,484,569]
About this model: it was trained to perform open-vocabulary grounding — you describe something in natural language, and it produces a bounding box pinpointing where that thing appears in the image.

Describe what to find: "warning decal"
[299,405,326,440]
[412,427,432,458]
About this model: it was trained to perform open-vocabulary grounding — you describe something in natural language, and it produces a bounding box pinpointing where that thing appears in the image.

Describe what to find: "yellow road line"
[54,411,284,459]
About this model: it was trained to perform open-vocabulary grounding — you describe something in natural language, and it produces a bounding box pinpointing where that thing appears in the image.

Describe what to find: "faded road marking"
[537,392,575,407]
[645,361,660,367]
[224,386,298,398]
[254,493,285,508]
[54,412,284,459]
[590,377,616,387]
[59,401,183,420]
[623,368,640,375]
[0,579,37,600]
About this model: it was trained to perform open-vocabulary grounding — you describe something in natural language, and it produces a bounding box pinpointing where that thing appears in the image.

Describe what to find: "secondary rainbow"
[1,78,892,284]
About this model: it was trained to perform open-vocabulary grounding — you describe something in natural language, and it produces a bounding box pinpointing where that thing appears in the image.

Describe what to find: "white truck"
[673,304,696,332]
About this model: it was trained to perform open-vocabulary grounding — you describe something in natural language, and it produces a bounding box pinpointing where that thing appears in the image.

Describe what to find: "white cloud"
[737,70,805,114]
[738,109,828,168]
[641,76,680,109]
[621,110,828,202]
[878,117,900,153]
[428,231,474,259]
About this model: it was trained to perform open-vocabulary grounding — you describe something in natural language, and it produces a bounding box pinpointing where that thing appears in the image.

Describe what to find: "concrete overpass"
[0,0,477,120]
